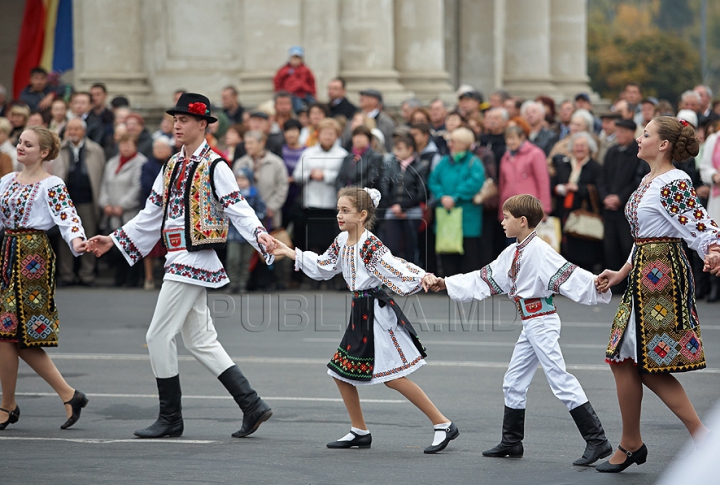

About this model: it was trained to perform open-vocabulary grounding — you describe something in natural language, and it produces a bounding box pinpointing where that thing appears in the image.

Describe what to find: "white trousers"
[146,280,235,378]
[502,314,587,411]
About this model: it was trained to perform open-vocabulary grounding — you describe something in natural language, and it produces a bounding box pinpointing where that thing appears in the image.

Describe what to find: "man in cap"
[601,117,647,294]
[359,89,395,152]
[457,87,484,130]
[89,93,276,440]
[639,97,658,129]
[273,46,317,113]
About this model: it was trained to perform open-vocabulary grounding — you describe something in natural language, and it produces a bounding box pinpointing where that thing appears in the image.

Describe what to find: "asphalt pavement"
[2,287,719,484]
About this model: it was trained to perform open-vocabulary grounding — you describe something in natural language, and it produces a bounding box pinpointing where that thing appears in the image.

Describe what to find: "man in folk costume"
[90,93,276,438]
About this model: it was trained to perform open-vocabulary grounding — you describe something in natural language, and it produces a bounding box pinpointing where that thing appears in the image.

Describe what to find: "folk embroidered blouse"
[625,169,720,262]
[294,230,426,331]
[445,231,611,306]
[0,173,85,256]
[111,142,272,288]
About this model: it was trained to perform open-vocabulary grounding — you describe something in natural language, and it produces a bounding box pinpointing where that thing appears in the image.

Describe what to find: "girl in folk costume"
[270,187,459,453]
[0,126,90,430]
[596,117,720,473]
[426,195,613,466]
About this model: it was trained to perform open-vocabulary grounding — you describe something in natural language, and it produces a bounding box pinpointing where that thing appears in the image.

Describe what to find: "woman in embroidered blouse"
[270,187,458,454]
[595,117,720,473]
[0,126,89,431]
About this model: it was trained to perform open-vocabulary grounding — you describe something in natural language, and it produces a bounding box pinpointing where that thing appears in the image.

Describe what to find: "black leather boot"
[482,406,525,458]
[218,365,273,438]
[569,401,612,466]
[134,375,184,438]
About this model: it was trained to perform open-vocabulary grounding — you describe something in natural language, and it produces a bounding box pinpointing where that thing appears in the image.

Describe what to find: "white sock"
[338,427,370,441]
[432,422,452,446]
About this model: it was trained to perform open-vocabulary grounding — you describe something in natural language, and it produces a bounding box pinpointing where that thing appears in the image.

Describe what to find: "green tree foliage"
[588,1,702,102]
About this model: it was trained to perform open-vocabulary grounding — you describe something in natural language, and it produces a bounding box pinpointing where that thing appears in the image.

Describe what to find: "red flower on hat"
[679,119,689,127]
[188,102,208,116]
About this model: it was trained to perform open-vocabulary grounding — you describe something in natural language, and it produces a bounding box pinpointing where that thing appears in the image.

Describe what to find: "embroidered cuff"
[111,227,143,265]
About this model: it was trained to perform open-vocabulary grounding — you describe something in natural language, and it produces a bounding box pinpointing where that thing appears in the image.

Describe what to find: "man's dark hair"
[393,132,416,152]
[331,77,346,89]
[624,82,642,92]
[223,85,238,96]
[111,96,130,108]
[30,67,48,77]
[308,102,330,117]
[91,83,107,93]
[274,90,292,101]
[283,118,302,132]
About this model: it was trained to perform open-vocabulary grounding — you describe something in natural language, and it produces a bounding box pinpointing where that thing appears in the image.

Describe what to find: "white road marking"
[15,392,405,404]
[0,437,220,444]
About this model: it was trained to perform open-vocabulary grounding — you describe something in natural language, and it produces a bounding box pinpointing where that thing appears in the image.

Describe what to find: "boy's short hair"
[502,194,544,228]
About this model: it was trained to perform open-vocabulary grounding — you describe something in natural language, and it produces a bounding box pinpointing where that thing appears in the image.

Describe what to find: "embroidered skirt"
[0,229,60,348]
[605,238,705,373]
[327,288,427,386]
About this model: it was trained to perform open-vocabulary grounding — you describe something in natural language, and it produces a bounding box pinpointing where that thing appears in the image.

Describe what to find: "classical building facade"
[2,0,592,109]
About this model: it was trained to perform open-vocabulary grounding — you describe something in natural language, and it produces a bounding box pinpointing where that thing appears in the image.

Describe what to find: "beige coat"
[233,151,289,229]
[99,152,146,230]
[52,138,106,207]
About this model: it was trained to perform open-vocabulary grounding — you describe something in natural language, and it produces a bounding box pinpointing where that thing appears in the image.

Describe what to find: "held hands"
[422,273,446,292]
[72,238,89,254]
[440,196,455,210]
[703,245,720,275]
[257,232,277,254]
[87,235,114,257]
[269,237,295,259]
[595,269,623,293]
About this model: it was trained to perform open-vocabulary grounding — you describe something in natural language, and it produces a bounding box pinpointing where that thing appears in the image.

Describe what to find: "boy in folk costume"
[90,93,276,439]
[426,194,612,465]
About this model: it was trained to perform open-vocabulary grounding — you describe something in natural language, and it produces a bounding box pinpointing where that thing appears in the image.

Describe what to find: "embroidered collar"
[516,230,537,251]
[179,141,211,163]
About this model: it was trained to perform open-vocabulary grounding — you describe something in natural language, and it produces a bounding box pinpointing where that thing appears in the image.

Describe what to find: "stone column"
[394,0,454,103]
[550,0,592,98]
[237,0,303,107]
[302,0,340,103]
[502,0,558,98]
[339,0,409,106]
[73,0,150,99]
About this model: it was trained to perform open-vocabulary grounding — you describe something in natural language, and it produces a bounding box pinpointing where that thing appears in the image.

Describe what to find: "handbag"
[435,207,464,254]
[535,216,562,253]
[472,178,498,207]
[563,185,604,241]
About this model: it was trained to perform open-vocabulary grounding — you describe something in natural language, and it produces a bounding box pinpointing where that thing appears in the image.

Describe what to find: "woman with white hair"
[551,131,605,271]
[547,109,598,175]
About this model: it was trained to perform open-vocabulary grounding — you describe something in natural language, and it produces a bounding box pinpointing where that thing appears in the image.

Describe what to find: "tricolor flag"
[12,0,74,99]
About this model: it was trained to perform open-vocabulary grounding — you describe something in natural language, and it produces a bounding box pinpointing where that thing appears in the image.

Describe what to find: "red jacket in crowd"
[273,63,316,98]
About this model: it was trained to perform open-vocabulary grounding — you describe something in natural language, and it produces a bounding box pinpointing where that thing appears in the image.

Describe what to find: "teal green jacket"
[428,152,486,237]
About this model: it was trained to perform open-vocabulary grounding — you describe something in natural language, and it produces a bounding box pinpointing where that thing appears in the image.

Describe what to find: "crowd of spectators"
[3,50,720,300]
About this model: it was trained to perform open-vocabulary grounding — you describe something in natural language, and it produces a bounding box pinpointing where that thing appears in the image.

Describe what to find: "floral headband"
[363,187,381,208]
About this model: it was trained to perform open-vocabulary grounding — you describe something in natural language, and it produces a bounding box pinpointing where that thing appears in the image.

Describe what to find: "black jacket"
[330,97,358,121]
[335,148,384,192]
[601,141,648,206]
[381,155,430,210]
[551,155,606,219]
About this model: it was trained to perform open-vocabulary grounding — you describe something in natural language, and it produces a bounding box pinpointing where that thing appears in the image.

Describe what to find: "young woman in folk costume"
[271,187,458,453]
[0,126,89,430]
[596,117,720,473]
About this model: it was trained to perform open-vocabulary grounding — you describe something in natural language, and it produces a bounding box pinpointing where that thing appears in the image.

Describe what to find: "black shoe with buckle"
[596,444,648,473]
[424,422,459,454]
[0,406,20,430]
[327,431,372,449]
